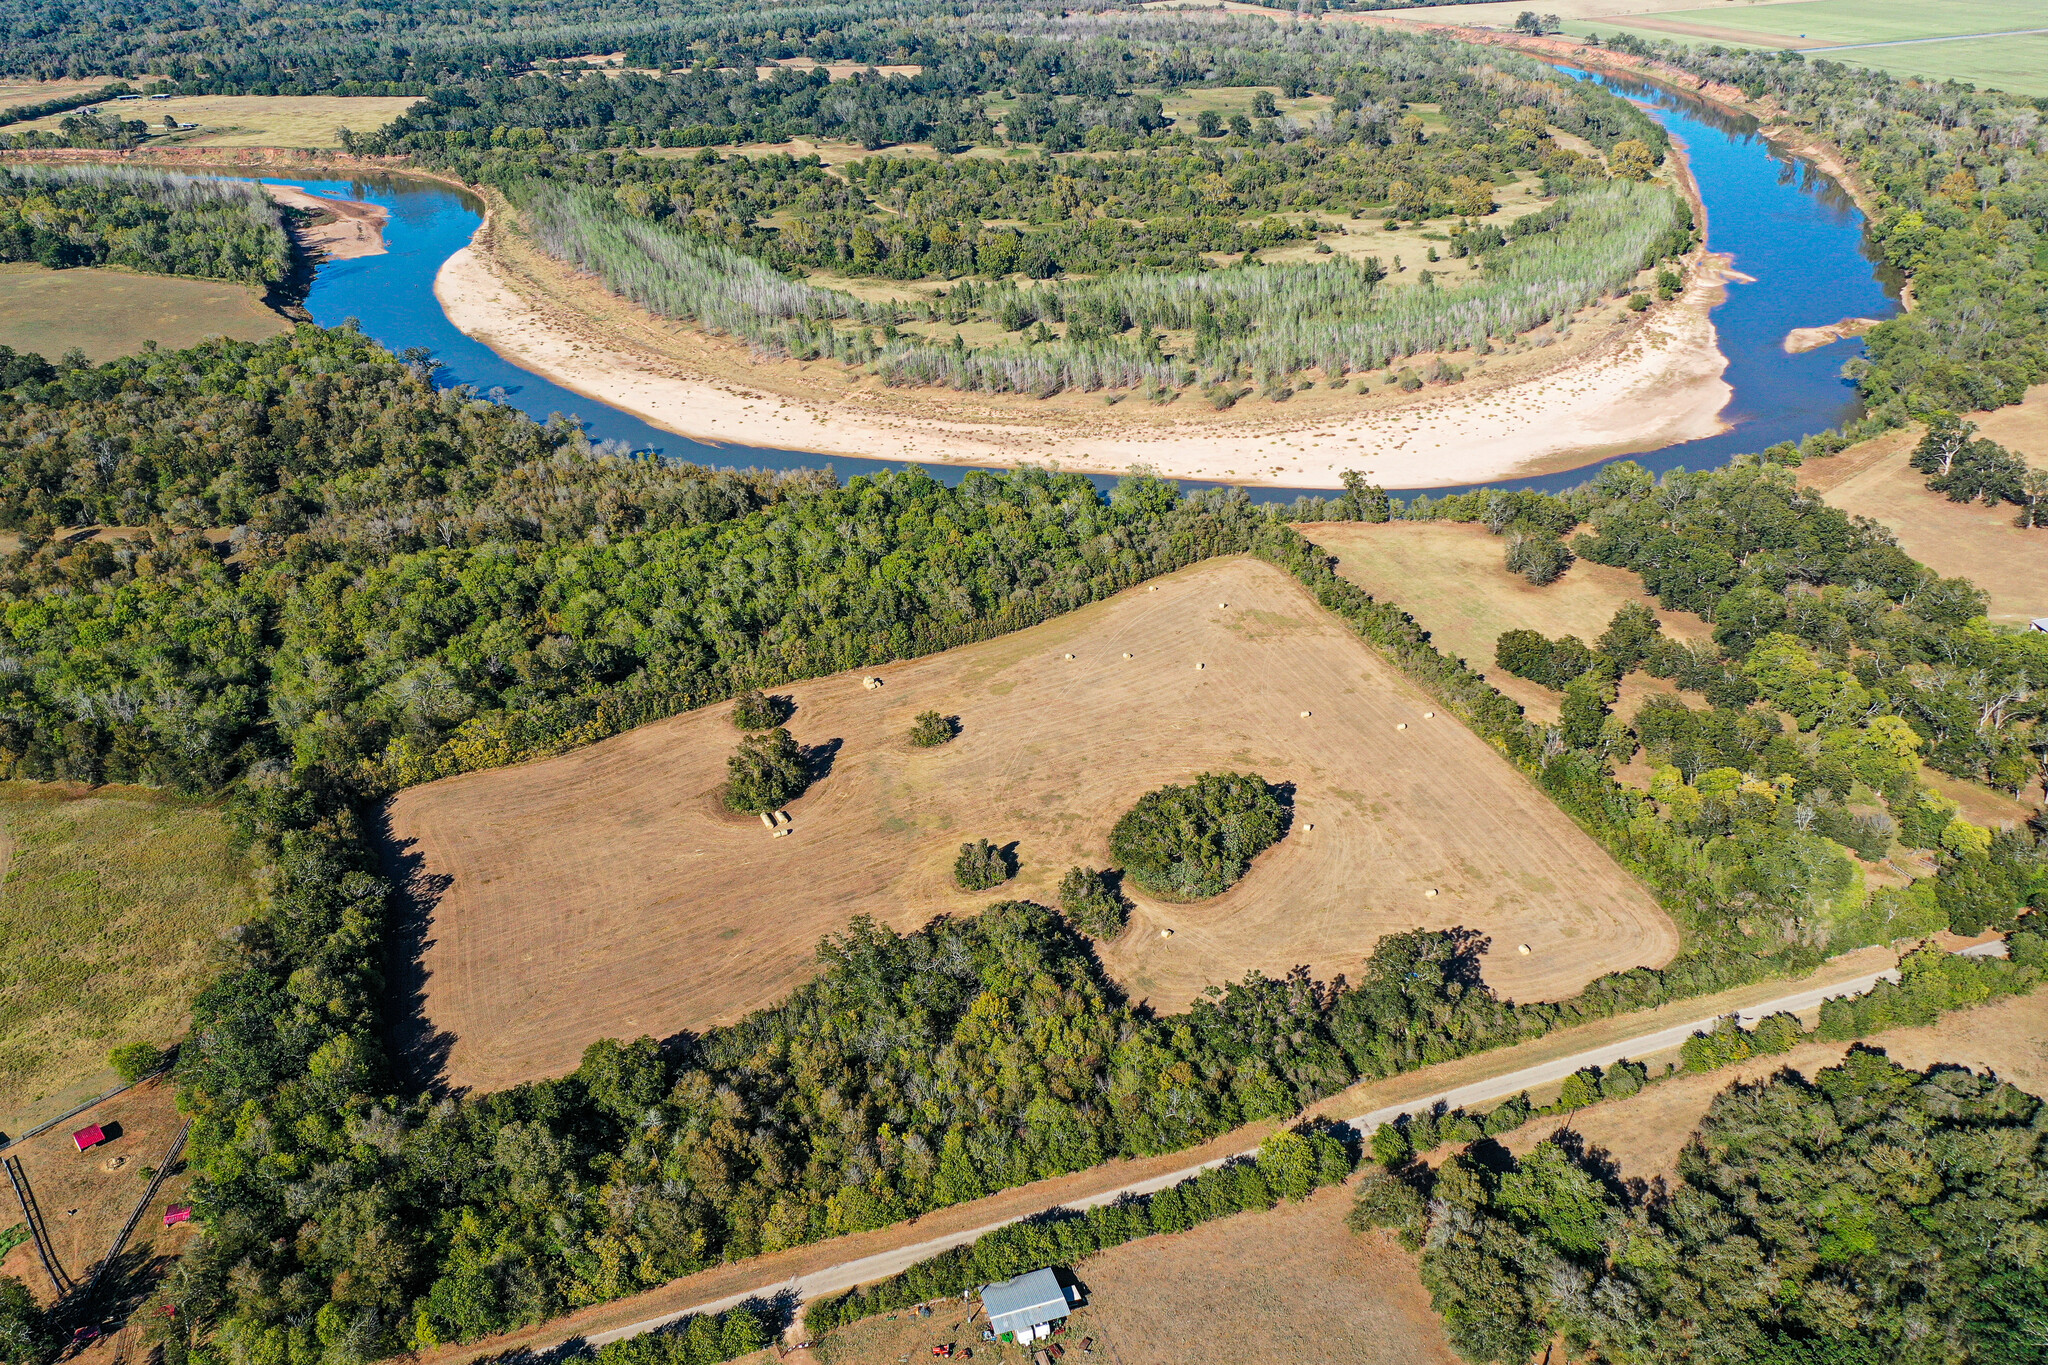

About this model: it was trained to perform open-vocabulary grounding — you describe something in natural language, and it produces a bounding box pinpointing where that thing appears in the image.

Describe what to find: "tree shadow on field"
[804,736,843,786]
[1269,779,1297,838]
[372,804,459,1096]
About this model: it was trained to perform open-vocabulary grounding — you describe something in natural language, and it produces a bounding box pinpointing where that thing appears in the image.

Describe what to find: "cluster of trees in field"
[1909,414,2048,527]
[1585,39,2048,424]
[0,164,289,284]
[1109,771,1287,900]
[1443,459,2048,949]
[0,323,2044,1361]
[1356,1047,2048,1364]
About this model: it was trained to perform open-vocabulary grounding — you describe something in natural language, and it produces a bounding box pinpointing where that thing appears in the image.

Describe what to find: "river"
[256,66,1899,503]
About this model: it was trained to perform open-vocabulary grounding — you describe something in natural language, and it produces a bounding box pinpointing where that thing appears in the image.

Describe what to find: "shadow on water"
[252,60,1897,503]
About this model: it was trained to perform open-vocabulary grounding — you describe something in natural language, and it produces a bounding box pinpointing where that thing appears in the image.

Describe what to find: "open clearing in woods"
[1303,522,1714,723]
[1799,385,2048,630]
[0,784,258,1131]
[386,556,1679,1092]
[0,263,290,362]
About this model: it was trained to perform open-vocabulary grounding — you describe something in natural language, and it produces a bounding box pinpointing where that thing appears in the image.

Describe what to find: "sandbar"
[436,232,1735,489]
[266,182,388,261]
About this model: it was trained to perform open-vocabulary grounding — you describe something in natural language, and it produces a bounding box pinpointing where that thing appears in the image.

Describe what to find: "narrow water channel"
[258,65,1900,501]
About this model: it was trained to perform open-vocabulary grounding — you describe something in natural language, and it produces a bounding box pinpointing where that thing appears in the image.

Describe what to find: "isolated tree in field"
[1513,10,1542,33]
[909,710,956,747]
[1058,865,1130,937]
[1196,109,1223,138]
[729,688,790,730]
[1504,528,1572,584]
[1110,772,1285,900]
[724,727,808,812]
[108,1040,169,1084]
[954,839,1010,891]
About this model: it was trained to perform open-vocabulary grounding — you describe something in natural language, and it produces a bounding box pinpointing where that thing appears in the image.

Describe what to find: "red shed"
[72,1124,106,1152]
[164,1206,193,1228]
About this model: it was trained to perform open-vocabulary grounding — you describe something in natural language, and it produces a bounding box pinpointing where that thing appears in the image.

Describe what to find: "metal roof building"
[981,1267,1075,1343]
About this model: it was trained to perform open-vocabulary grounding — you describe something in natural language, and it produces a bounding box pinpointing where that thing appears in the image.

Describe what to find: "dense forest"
[0,164,289,284]
[1360,1049,2048,1364]
[0,324,2039,1363]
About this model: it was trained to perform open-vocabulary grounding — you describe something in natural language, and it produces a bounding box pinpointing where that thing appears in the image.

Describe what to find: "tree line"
[0,164,289,285]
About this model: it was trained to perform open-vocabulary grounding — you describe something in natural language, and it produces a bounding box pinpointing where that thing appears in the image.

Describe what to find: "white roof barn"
[981,1267,1076,1343]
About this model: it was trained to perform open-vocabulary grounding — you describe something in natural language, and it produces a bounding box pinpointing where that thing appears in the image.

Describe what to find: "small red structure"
[164,1205,193,1228]
[72,1123,106,1152]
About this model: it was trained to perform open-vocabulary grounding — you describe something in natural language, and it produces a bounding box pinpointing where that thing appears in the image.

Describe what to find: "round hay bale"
[1064,653,1075,659]
[1425,888,1439,898]
[1122,652,1133,659]
[1395,722,1408,731]
[1423,711,1435,719]
[1217,601,1228,608]
[1160,928,1175,938]
[1300,710,1312,718]
[1517,943,1532,955]
[1195,662,1206,670]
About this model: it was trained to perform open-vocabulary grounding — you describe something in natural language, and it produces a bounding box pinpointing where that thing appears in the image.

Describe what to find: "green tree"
[1057,865,1129,937]
[576,1036,667,1126]
[729,689,790,730]
[953,839,1010,891]
[108,1040,170,1084]
[908,710,955,747]
[1109,772,1285,900]
[0,1276,49,1365]
[1594,600,1662,671]
[724,728,808,812]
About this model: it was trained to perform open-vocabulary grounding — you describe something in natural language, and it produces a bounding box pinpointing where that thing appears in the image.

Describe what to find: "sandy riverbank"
[435,232,1736,489]
[265,183,388,261]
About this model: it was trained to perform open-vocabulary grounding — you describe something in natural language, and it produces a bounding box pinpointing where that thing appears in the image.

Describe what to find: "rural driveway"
[561,939,2010,1349]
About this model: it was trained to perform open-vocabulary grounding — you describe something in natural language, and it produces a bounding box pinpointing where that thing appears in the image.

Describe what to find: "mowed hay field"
[1303,522,1714,722]
[0,784,258,1132]
[6,94,420,148]
[387,557,1679,1092]
[1799,390,2048,628]
[0,263,290,363]
[813,1179,1457,1365]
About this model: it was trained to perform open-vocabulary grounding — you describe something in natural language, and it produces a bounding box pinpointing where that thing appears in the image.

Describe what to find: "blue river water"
[257,65,1899,503]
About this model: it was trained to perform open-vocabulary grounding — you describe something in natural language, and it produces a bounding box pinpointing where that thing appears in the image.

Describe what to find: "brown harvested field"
[0,1076,197,1313]
[1490,985,2048,1179]
[6,94,419,148]
[386,556,1679,1092]
[0,263,290,362]
[1304,521,1714,722]
[811,1180,1455,1365]
[1799,389,2048,628]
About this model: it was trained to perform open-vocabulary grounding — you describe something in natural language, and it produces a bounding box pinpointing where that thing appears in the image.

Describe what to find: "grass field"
[1303,522,1714,722]
[0,784,258,1128]
[6,94,419,147]
[1798,385,2048,630]
[386,556,1679,1092]
[1551,0,2048,95]
[0,263,291,362]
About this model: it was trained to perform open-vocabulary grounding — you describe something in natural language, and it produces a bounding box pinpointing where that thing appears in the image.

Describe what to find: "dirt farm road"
[548,940,2007,1351]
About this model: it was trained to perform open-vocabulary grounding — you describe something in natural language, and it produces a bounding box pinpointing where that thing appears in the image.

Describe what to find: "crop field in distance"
[0,262,290,362]
[6,94,422,147]
[0,784,258,1130]
[1539,0,2048,96]
[385,556,1680,1092]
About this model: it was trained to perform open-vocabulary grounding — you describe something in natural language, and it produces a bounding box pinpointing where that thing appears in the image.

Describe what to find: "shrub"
[1109,772,1285,900]
[1627,291,1651,312]
[729,689,791,730]
[723,728,808,812]
[1057,865,1130,938]
[909,710,956,747]
[954,839,1011,891]
[1495,630,1595,689]
[108,1040,171,1084]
